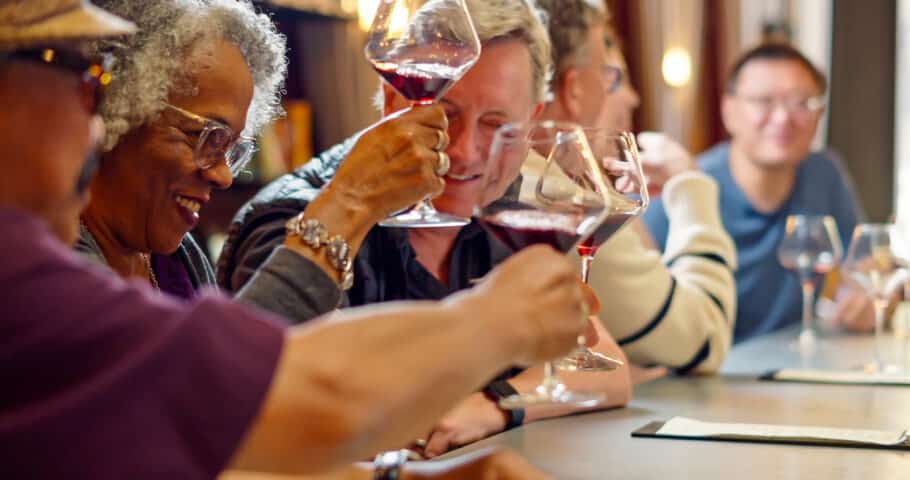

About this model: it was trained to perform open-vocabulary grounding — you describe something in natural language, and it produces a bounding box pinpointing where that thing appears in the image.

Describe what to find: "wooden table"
[442,328,910,479]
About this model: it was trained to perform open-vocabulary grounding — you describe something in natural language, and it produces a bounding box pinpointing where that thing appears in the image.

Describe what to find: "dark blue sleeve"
[824,153,864,254]
[642,196,671,252]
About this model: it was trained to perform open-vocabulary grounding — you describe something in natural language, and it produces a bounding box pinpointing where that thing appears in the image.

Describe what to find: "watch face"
[373,450,408,480]
[377,450,408,465]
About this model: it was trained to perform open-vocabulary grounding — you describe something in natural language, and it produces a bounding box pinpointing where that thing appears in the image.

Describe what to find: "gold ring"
[434,129,447,151]
[435,151,450,176]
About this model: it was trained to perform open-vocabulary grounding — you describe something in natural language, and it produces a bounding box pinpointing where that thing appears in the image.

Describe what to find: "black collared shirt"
[349,220,506,306]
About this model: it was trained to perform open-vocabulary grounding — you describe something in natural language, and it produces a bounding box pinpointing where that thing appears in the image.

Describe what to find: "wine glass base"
[498,390,605,409]
[379,210,470,228]
[790,329,818,356]
[554,349,624,372]
[862,360,907,374]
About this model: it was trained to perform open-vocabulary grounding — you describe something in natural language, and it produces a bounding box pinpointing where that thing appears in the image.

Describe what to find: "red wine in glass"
[576,212,636,257]
[478,210,585,254]
[373,62,459,105]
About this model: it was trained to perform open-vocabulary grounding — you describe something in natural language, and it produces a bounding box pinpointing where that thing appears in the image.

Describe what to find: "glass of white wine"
[842,223,910,372]
[777,215,842,351]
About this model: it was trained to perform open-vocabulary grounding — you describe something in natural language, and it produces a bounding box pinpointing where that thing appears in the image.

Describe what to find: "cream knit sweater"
[572,171,737,373]
[518,151,737,373]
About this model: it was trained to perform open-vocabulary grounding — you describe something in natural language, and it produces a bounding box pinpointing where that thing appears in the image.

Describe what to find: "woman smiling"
[75,0,284,296]
[76,0,450,314]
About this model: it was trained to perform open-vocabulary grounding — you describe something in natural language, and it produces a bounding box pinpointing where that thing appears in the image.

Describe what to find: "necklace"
[142,252,160,291]
[79,217,159,290]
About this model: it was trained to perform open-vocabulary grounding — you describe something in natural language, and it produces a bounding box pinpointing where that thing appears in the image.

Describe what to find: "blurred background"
[199,0,907,256]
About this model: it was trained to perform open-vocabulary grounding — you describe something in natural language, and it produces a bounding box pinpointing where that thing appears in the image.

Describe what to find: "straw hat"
[0,0,136,49]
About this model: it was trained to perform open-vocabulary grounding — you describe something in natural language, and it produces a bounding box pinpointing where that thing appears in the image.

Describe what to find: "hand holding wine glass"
[777,215,842,350]
[842,223,910,372]
[329,105,449,221]
[365,0,481,228]
[455,245,591,366]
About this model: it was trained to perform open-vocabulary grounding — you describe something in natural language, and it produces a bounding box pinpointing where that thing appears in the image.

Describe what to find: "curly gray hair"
[535,0,608,85]
[375,0,552,108]
[85,0,287,151]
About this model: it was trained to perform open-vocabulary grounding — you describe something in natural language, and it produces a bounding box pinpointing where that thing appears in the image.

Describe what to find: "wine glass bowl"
[777,215,843,350]
[478,122,610,253]
[365,0,480,104]
[365,0,481,227]
[574,130,649,261]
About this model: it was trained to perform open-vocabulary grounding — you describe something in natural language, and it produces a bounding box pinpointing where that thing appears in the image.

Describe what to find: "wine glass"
[777,215,843,351]
[364,0,481,228]
[475,120,614,408]
[842,224,910,372]
[554,129,649,372]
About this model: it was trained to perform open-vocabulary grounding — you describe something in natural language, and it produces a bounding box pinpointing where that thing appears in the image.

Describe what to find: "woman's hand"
[289,106,449,282]
[328,105,449,222]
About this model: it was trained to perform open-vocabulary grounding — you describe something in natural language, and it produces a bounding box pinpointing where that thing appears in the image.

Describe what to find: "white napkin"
[773,368,910,386]
[656,417,908,446]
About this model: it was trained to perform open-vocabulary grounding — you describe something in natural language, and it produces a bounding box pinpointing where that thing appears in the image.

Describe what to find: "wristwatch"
[373,449,409,480]
[285,213,354,290]
[483,380,525,430]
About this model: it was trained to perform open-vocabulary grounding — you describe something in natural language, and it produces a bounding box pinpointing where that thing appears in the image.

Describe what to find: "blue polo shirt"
[642,142,863,343]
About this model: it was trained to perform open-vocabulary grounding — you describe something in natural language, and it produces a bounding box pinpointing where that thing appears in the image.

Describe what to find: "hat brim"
[0,3,136,50]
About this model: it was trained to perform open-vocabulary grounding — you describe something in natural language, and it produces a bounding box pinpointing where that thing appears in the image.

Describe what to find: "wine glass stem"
[800,279,815,335]
[541,362,561,392]
[413,198,436,214]
[580,254,594,284]
[411,100,435,214]
[576,254,596,350]
[874,299,887,369]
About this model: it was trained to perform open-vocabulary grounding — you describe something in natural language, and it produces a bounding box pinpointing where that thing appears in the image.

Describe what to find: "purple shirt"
[152,253,197,300]
[0,208,286,479]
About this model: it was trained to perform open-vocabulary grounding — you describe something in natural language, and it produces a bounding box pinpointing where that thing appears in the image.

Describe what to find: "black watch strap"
[483,380,525,430]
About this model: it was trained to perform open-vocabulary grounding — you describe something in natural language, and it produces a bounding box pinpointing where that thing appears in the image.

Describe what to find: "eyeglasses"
[2,48,112,114]
[734,94,826,118]
[163,104,256,177]
[601,64,624,93]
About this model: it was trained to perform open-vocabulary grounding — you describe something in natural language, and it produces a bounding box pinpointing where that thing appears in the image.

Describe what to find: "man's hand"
[452,245,590,365]
[421,393,508,458]
[827,286,875,332]
[636,132,694,197]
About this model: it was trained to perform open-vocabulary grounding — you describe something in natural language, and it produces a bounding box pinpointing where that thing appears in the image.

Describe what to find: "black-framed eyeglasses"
[601,64,624,93]
[164,103,256,177]
[1,48,112,114]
